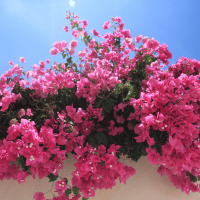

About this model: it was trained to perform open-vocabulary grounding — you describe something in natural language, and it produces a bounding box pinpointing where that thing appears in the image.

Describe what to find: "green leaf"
[88,136,98,149]
[67,57,72,64]
[57,64,62,70]
[21,97,27,105]
[72,186,79,196]
[186,70,190,76]
[48,173,58,182]
[113,83,124,97]
[27,168,31,175]
[95,132,108,147]
[6,77,12,84]
[73,63,78,73]
[189,173,198,182]
[65,178,68,184]
[65,189,72,197]
[64,63,68,68]
[98,160,105,166]
[113,37,121,49]
[102,97,114,114]
[123,83,134,101]
[16,155,23,167]
[82,197,89,200]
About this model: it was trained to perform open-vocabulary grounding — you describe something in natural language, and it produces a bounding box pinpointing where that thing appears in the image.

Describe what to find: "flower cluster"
[0,10,199,200]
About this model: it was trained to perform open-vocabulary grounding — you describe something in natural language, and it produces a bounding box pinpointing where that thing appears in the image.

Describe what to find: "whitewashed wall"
[0,153,200,200]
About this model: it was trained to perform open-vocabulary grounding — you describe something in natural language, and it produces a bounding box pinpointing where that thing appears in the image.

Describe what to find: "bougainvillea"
[0,10,200,200]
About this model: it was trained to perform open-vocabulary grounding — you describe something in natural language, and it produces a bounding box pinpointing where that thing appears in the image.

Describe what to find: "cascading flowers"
[0,10,200,200]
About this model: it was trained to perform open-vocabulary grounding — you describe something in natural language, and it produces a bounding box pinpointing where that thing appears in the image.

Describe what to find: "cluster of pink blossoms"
[127,58,200,193]
[0,10,200,200]
[50,40,69,56]
[71,143,135,198]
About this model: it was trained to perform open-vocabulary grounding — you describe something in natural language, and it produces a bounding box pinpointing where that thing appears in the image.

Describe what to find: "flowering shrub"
[0,10,200,200]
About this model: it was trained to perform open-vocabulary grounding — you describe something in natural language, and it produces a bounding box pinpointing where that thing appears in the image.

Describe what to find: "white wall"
[0,153,200,200]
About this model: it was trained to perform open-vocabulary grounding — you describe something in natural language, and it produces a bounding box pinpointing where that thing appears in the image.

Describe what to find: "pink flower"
[169,135,185,152]
[157,165,166,177]
[33,192,45,200]
[116,115,125,124]
[127,122,134,130]
[52,65,58,70]
[97,145,107,155]
[39,60,45,69]
[78,50,86,58]
[135,35,142,43]
[71,29,79,38]
[17,170,29,184]
[26,108,33,116]
[8,61,14,65]
[60,63,65,69]
[46,59,50,64]
[147,38,160,50]
[103,21,111,30]
[63,25,68,33]
[9,118,18,126]
[69,48,75,55]
[55,179,67,191]
[61,40,68,48]
[142,36,149,44]
[18,109,26,117]
[119,165,136,184]
[82,19,88,27]
[83,31,87,37]
[50,48,58,56]
[111,16,122,23]
[54,179,67,196]
[146,147,161,165]
[157,43,172,65]
[118,103,127,112]
[69,40,78,49]
[19,57,26,63]
[91,29,100,37]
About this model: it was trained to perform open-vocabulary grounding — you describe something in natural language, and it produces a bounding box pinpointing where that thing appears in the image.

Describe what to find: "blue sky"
[0,0,200,88]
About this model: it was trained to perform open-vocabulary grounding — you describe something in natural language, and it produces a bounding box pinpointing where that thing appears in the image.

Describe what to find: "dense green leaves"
[98,160,105,166]
[93,41,101,53]
[83,35,92,46]
[186,172,200,183]
[149,126,169,156]
[86,129,112,150]
[123,81,135,101]
[67,57,72,64]
[102,97,115,114]
[16,155,31,175]
[143,54,157,65]
[48,173,58,182]
[72,186,80,196]
[65,178,68,184]
[88,132,108,149]
[65,189,72,197]
[113,37,121,52]
[82,197,89,200]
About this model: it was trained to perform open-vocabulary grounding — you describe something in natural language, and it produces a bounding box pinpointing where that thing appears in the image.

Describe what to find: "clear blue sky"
[1,0,200,86]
